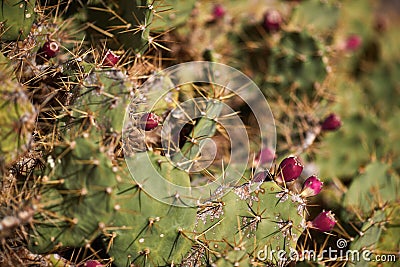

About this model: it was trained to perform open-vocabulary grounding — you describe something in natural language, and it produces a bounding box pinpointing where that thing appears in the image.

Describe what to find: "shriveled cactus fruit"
[29,137,119,253]
[0,0,36,41]
[106,152,196,266]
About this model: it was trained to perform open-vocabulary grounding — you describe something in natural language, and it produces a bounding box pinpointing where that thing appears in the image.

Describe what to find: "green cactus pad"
[290,0,340,32]
[0,0,36,41]
[341,161,399,222]
[316,112,383,180]
[106,151,196,267]
[117,0,154,54]
[170,98,224,172]
[29,137,119,253]
[212,250,251,267]
[71,68,133,135]
[151,0,196,31]
[85,0,154,54]
[349,210,388,267]
[193,181,306,266]
[0,70,36,166]
[265,31,328,98]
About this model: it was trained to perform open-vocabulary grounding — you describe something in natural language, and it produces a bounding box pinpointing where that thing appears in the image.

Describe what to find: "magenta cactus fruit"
[139,112,160,131]
[321,113,342,131]
[42,41,59,58]
[212,4,226,19]
[85,260,103,267]
[277,156,303,182]
[301,175,323,197]
[345,34,362,51]
[254,147,276,166]
[262,10,282,32]
[309,210,336,232]
[103,50,120,67]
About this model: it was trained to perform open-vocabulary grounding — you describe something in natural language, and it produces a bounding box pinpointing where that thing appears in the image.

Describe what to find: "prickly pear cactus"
[84,0,154,54]
[0,57,36,166]
[106,152,196,266]
[290,0,340,32]
[105,73,230,266]
[192,180,306,266]
[315,9,400,179]
[341,161,400,266]
[1,1,400,267]
[348,209,387,267]
[29,136,119,253]
[341,161,398,222]
[117,0,154,53]
[66,65,134,137]
[0,0,36,41]
[151,0,197,31]
[264,30,328,99]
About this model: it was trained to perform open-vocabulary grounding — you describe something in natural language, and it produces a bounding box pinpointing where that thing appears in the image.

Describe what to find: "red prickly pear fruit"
[321,113,342,131]
[308,210,336,232]
[277,156,303,182]
[42,41,59,58]
[139,113,159,131]
[85,260,103,267]
[103,50,120,67]
[254,147,276,166]
[262,10,282,32]
[345,35,362,51]
[301,175,323,197]
[212,4,226,19]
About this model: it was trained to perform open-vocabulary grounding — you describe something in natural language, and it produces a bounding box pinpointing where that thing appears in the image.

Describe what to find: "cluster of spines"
[1,0,398,267]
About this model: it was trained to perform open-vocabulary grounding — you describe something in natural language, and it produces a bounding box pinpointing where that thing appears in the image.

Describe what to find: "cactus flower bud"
[309,210,336,232]
[301,175,323,197]
[212,4,226,19]
[86,260,103,267]
[42,41,59,59]
[262,10,282,32]
[345,35,362,51]
[321,113,342,131]
[277,156,303,182]
[103,50,120,67]
[139,113,159,131]
[254,147,276,166]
